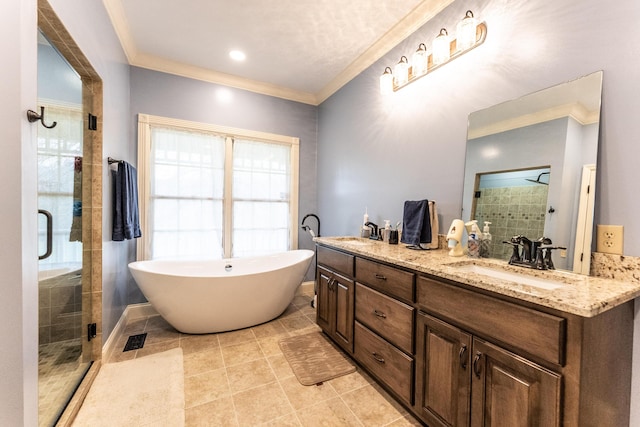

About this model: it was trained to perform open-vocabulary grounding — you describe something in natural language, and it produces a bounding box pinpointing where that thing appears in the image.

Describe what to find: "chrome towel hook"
[27,106,57,129]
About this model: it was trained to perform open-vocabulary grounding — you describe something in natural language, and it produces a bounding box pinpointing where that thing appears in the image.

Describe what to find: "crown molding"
[468,103,600,140]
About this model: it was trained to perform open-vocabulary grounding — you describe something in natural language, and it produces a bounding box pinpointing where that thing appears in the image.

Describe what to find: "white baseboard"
[102,303,158,361]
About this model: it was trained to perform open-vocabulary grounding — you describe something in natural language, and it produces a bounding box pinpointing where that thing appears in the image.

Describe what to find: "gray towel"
[401,199,431,247]
[112,161,141,241]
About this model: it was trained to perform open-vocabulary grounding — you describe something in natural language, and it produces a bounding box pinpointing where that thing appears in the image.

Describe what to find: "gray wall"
[129,67,319,290]
[316,0,640,423]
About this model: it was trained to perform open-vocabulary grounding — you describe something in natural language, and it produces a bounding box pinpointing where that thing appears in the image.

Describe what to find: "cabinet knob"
[371,352,386,364]
[373,309,387,319]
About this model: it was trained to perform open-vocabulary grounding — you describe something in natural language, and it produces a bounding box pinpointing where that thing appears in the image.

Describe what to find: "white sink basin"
[455,264,568,290]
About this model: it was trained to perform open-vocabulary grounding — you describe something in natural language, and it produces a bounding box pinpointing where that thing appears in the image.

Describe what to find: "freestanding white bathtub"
[128,249,314,334]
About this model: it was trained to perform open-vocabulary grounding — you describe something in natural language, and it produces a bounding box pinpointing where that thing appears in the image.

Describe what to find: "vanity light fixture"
[394,56,410,86]
[379,10,487,94]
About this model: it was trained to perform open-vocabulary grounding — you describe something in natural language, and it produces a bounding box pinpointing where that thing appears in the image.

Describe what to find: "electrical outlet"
[596,225,624,255]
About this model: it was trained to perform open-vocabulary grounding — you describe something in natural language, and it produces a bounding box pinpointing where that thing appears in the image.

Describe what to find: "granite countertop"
[314,236,640,318]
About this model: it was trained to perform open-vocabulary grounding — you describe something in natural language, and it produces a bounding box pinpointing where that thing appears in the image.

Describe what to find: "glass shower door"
[37,30,91,427]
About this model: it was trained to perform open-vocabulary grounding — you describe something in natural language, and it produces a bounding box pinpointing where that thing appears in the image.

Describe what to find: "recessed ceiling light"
[229,50,246,61]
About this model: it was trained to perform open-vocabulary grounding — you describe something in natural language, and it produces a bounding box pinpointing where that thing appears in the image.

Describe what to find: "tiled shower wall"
[39,270,82,345]
[474,185,548,260]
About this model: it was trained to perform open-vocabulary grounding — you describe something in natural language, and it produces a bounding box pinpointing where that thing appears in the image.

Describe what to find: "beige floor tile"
[260,412,302,426]
[135,338,180,358]
[279,304,304,319]
[184,347,224,377]
[295,397,362,427]
[221,340,264,367]
[122,318,147,335]
[180,334,220,355]
[267,354,295,379]
[185,367,231,409]
[386,414,423,426]
[217,328,256,347]
[251,321,288,339]
[185,396,239,426]
[341,384,406,426]
[232,381,294,426]
[291,295,313,307]
[279,375,339,410]
[143,326,181,346]
[279,315,316,334]
[257,334,288,357]
[226,358,276,393]
[145,314,174,331]
[328,370,373,395]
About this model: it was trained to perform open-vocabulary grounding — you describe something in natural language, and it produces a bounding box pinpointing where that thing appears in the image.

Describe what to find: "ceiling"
[103,0,455,105]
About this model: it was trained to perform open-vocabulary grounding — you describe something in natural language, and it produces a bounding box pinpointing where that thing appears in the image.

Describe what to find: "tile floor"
[105,290,422,426]
[38,339,90,427]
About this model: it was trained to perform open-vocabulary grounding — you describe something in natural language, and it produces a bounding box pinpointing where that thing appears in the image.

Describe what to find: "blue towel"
[112,161,142,241]
[400,199,431,247]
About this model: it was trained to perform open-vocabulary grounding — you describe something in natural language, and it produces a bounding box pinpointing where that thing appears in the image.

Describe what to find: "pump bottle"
[480,221,492,257]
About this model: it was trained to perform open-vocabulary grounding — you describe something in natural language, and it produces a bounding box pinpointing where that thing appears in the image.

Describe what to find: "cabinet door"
[316,267,333,333]
[415,312,472,427]
[470,338,561,427]
[333,274,354,352]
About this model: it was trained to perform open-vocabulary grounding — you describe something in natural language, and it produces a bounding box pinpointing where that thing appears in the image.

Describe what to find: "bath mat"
[279,331,356,386]
[72,348,185,427]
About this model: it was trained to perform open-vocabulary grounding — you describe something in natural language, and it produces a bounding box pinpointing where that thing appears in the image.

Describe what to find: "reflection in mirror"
[462,71,603,274]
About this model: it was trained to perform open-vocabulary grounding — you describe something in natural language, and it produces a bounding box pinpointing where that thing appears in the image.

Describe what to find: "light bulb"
[394,56,409,86]
[432,28,450,65]
[412,43,428,77]
[379,67,393,95]
[456,10,478,51]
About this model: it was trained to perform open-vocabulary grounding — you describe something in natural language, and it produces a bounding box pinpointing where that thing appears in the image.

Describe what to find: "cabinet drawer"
[356,258,415,302]
[354,322,413,405]
[355,283,414,354]
[317,245,354,277]
[417,276,566,365]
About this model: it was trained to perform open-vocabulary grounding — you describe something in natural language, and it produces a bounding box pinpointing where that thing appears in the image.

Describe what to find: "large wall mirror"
[462,71,603,275]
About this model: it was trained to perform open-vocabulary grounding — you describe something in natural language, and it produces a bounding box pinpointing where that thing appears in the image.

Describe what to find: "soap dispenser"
[467,221,481,258]
[383,220,391,242]
[480,221,492,258]
[446,219,465,256]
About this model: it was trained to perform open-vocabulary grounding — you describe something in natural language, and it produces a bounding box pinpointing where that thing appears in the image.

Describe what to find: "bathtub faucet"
[301,213,320,238]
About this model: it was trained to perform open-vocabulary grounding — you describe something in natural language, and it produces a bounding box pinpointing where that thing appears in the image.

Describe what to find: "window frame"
[137,114,300,260]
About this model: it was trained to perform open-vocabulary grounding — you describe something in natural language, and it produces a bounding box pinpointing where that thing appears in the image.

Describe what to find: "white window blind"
[138,114,299,261]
